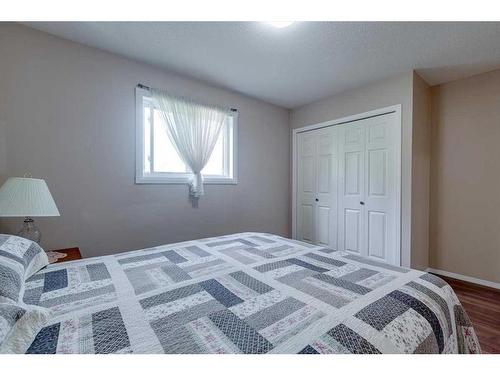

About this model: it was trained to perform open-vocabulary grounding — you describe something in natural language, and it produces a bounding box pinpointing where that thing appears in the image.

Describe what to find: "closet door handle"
[360,201,365,205]
[315,198,319,202]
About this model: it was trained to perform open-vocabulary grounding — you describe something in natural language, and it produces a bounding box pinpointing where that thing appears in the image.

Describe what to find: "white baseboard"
[426,267,500,290]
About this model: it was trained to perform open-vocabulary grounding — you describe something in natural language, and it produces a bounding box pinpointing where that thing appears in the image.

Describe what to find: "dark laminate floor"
[435,275,500,354]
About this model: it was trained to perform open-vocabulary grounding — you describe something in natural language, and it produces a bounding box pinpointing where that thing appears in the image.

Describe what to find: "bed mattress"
[23,233,480,354]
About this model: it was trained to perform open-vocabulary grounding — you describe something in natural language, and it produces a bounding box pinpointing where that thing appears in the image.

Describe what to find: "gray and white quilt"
[23,233,480,354]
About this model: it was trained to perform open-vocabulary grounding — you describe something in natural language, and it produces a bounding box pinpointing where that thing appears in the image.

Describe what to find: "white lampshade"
[0,177,60,217]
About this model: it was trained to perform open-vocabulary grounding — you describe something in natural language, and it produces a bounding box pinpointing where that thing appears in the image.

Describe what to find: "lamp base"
[18,217,41,244]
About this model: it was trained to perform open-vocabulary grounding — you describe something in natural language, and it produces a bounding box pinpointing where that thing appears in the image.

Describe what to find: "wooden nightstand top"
[49,247,82,263]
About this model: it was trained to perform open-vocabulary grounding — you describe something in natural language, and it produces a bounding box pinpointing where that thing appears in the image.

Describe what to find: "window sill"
[135,174,238,185]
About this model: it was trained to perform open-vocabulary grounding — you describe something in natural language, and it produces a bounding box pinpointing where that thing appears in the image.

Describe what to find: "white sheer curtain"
[152,88,231,198]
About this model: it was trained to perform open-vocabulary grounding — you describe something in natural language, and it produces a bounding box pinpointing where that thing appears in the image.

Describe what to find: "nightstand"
[47,247,82,264]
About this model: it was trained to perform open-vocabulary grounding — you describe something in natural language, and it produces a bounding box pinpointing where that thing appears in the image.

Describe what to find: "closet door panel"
[338,122,365,255]
[302,156,315,193]
[317,206,331,245]
[345,152,361,195]
[344,208,361,252]
[367,210,387,259]
[300,204,314,242]
[318,155,331,193]
[315,127,338,249]
[364,113,398,264]
[296,133,317,244]
[296,111,398,265]
[368,149,387,196]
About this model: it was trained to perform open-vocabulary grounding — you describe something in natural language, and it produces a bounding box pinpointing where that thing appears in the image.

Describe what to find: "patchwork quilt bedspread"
[23,233,480,354]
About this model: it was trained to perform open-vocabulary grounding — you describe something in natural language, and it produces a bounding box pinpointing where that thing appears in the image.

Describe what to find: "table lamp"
[0,176,60,243]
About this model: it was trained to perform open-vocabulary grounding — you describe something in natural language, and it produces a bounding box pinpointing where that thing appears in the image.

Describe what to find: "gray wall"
[410,72,431,270]
[430,68,500,283]
[0,23,290,257]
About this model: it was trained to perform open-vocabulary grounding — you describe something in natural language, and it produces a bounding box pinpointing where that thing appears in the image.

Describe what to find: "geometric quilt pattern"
[139,271,324,353]
[24,261,116,315]
[22,232,481,354]
[254,252,396,308]
[117,246,233,295]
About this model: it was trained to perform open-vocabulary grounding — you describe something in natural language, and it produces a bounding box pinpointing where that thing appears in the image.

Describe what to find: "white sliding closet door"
[316,127,338,248]
[338,112,399,265]
[297,132,316,243]
[296,127,338,248]
[337,121,366,255]
[295,110,400,266]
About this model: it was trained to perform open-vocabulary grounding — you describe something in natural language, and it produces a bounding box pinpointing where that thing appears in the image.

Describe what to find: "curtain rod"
[137,83,238,112]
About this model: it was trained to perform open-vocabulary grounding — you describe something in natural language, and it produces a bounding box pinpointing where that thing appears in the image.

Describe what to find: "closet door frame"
[292,104,402,265]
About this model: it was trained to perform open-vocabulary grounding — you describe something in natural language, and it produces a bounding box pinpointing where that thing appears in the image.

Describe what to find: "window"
[135,88,237,184]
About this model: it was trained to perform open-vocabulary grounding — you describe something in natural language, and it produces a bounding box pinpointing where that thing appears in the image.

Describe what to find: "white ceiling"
[23,22,500,108]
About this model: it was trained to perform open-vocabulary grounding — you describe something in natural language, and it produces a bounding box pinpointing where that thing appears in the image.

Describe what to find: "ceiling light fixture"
[266,22,295,29]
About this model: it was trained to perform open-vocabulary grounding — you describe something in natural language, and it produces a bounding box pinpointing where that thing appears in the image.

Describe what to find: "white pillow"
[0,301,51,354]
[0,235,51,353]
[0,234,49,303]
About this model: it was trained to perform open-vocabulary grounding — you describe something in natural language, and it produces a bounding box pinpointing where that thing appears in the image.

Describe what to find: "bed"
[5,232,481,354]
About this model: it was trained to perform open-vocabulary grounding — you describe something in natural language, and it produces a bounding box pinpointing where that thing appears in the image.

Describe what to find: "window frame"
[135,87,238,185]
